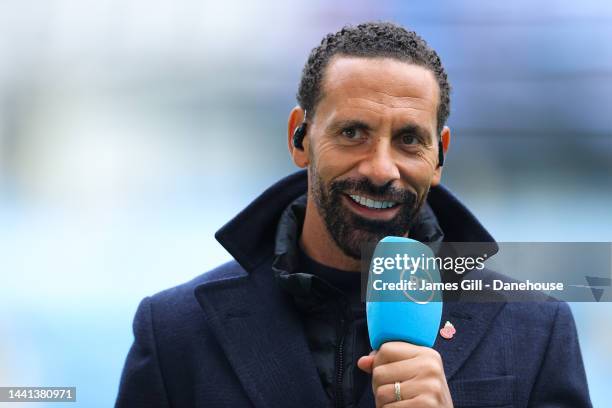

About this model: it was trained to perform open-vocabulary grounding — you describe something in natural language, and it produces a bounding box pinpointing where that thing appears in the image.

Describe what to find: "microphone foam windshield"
[366,236,443,349]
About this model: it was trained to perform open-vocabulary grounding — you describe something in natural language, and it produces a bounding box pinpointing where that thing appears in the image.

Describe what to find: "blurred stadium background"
[0,1,610,406]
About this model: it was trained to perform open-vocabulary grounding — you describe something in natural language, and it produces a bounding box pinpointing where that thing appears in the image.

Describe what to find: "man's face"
[305,56,443,259]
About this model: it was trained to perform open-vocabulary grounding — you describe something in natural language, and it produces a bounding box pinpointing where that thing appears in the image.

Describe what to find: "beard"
[309,168,427,260]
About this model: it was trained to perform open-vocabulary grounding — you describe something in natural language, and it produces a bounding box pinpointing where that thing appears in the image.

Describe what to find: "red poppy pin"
[440,321,456,340]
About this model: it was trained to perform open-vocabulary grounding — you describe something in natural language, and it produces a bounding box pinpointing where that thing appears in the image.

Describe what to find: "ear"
[287,106,309,168]
[430,126,451,187]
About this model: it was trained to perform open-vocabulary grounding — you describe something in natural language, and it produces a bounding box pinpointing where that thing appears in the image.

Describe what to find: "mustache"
[329,178,416,204]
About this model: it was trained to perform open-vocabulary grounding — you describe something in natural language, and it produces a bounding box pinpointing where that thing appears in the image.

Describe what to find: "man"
[116,22,591,407]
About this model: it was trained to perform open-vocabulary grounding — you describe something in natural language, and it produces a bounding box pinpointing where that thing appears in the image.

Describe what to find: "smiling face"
[290,56,449,262]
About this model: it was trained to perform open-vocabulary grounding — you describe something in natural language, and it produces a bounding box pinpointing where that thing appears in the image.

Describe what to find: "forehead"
[317,56,440,129]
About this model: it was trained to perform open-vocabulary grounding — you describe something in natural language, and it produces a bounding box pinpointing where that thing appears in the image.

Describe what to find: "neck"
[299,193,361,272]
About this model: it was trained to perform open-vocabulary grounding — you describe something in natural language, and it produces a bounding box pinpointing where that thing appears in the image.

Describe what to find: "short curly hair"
[297,21,451,135]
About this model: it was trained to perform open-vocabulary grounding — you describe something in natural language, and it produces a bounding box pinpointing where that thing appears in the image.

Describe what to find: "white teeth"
[348,194,397,209]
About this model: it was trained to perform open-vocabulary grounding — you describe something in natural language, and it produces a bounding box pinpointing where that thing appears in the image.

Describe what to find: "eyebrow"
[327,119,433,145]
[327,119,372,134]
[394,124,434,145]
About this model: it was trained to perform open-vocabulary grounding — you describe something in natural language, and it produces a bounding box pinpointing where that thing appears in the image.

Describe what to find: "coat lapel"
[434,298,506,380]
[194,261,329,408]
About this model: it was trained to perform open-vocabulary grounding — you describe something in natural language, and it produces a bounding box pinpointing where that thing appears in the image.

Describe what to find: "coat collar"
[197,170,505,408]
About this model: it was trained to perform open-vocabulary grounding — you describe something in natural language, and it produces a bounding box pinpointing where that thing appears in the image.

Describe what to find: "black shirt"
[295,244,371,407]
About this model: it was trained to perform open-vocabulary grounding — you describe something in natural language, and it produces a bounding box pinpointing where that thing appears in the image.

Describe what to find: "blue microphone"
[366,236,443,349]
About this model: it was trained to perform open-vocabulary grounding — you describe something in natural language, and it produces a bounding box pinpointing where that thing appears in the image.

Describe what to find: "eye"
[341,127,361,140]
[401,134,418,145]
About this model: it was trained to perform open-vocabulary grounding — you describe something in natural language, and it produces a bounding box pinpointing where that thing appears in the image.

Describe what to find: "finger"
[374,380,442,406]
[371,359,419,390]
[373,342,426,367]
[374,380,420,406]
[382,395,438,408]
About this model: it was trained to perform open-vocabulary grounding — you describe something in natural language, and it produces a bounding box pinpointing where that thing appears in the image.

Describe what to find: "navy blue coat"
[115,170,591,407]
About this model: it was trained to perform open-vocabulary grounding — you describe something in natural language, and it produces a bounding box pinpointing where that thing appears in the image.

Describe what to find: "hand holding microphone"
[358,237,452,407]
[357,342,452,407]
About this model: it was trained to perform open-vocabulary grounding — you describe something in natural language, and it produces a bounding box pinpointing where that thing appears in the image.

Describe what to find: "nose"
[356,138,401,187]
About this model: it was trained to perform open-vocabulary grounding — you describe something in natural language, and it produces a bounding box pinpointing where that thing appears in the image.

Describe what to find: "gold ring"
[394,381,402,401]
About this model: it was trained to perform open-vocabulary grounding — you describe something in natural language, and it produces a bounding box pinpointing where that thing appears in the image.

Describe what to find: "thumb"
[357,350,377,374]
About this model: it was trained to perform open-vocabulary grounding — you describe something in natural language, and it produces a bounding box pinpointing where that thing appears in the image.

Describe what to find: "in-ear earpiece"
[438,140,444,167]
[293,122,307,150]
[292,110,308,150]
